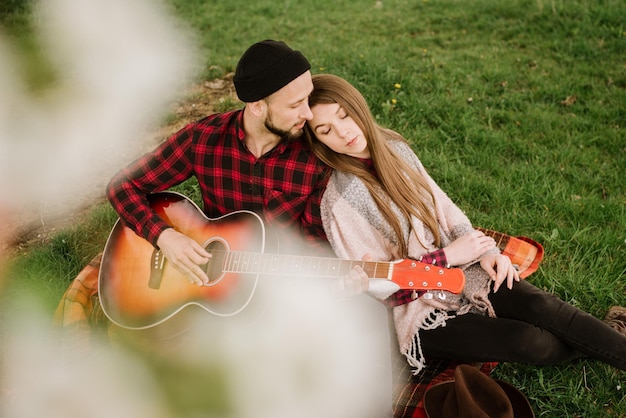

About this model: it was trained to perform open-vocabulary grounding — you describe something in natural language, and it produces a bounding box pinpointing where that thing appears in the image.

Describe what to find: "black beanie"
[233,40,311,102]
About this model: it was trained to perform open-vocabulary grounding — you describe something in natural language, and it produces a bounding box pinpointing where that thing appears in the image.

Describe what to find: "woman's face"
[308,102,370,159]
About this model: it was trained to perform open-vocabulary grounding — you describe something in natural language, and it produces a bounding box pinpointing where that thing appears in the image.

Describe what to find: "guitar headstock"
[389,259,465,294]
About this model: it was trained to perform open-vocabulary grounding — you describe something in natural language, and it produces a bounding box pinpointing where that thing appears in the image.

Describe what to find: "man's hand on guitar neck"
[337,254,372,297]
[338,265,370,296]
[156,228,212,286]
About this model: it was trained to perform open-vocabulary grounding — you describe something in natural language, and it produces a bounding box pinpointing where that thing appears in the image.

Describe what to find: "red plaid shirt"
[107,110,331,250]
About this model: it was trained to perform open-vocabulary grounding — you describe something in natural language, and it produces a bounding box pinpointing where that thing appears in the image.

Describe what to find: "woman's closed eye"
[316,126,331,136]
[318,110,348,135]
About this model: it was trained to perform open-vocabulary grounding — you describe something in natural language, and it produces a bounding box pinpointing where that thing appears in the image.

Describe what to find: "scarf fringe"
[401,310,451,375]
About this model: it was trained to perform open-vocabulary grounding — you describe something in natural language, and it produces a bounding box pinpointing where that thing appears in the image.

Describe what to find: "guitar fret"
[280,254,291,274]
[362,261,390,279]
[237,252,245,273]
[378,262,390,279]
[251,253,260,272]
[233,252,242,272]
[293,256,301,274]
[347,260,357,276]
[307,257,317,275]
[267,256,277,274]
[303,256,312,275]
[289,255,299,275]
[318,258,330,276]
[258,253,267,274]
[301,256,309,274]
[271,254,280,274]
[227,252,234,272]
[242,252,250,273]
[326,260,339,277]
[247,253,254,273]
[224,252,233,272]
[362,261,373,278]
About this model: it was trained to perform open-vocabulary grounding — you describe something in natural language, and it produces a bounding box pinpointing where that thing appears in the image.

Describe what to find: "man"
[107,39,332,286]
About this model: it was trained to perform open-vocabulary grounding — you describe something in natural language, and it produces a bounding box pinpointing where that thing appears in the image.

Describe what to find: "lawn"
[1,0,625,416]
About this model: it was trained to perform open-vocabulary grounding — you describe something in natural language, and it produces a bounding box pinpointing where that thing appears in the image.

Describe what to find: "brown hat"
[233,39,311,102]
[423,365,535,418]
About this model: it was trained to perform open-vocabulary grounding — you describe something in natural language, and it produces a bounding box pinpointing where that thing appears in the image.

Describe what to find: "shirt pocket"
[264,189,309,225]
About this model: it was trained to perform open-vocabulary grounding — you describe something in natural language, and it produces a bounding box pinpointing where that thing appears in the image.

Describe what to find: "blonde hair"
[304,74,441,255]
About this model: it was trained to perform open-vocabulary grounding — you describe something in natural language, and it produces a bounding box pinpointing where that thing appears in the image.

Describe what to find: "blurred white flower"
[0,0,197,215]
[177,275,391,418]
[1,298,173,418]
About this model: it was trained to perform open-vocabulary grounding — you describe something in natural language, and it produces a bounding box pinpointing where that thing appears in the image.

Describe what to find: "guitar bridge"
[149,248,165,289]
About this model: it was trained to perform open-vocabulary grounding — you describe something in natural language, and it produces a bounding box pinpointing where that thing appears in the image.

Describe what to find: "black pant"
[419,280,626,370]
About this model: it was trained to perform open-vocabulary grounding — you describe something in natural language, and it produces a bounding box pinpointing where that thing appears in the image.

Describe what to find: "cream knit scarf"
[320,140,498,374]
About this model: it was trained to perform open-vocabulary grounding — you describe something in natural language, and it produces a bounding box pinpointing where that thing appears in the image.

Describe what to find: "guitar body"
[99,192,268,329]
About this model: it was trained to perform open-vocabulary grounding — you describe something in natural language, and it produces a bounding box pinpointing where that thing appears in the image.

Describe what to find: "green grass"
[2,0,625,416]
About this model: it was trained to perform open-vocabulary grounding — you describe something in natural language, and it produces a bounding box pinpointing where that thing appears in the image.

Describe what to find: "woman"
[303,73,626,373]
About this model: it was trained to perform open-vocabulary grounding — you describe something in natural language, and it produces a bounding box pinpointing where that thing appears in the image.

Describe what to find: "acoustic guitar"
[99,192,465,329]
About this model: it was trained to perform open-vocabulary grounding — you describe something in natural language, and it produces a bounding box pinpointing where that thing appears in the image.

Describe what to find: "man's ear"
[248,99,266,117]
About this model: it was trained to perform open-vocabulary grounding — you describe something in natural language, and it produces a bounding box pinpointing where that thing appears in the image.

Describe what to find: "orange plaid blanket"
[476,228,544,279]
[53,229,543,417]
[52,253,109,351]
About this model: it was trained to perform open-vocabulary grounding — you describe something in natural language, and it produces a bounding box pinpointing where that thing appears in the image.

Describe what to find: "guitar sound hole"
[202,240,227,282]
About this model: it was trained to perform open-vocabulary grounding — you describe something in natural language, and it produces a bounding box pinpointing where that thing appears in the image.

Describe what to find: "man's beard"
[264,111,302,141]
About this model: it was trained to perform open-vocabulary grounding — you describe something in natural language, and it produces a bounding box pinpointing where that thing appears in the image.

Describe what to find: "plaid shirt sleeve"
[106,121,200,247]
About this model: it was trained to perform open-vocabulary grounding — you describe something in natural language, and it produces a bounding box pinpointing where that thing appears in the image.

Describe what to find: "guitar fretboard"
[220,251,393,279]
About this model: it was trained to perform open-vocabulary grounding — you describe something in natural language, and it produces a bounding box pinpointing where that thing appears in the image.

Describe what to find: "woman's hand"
[156,228,212,286]
[443,230,496,266]
[480,253,520,292]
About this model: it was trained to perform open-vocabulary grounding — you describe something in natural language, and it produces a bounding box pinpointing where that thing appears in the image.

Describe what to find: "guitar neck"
[222,251,392,279]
